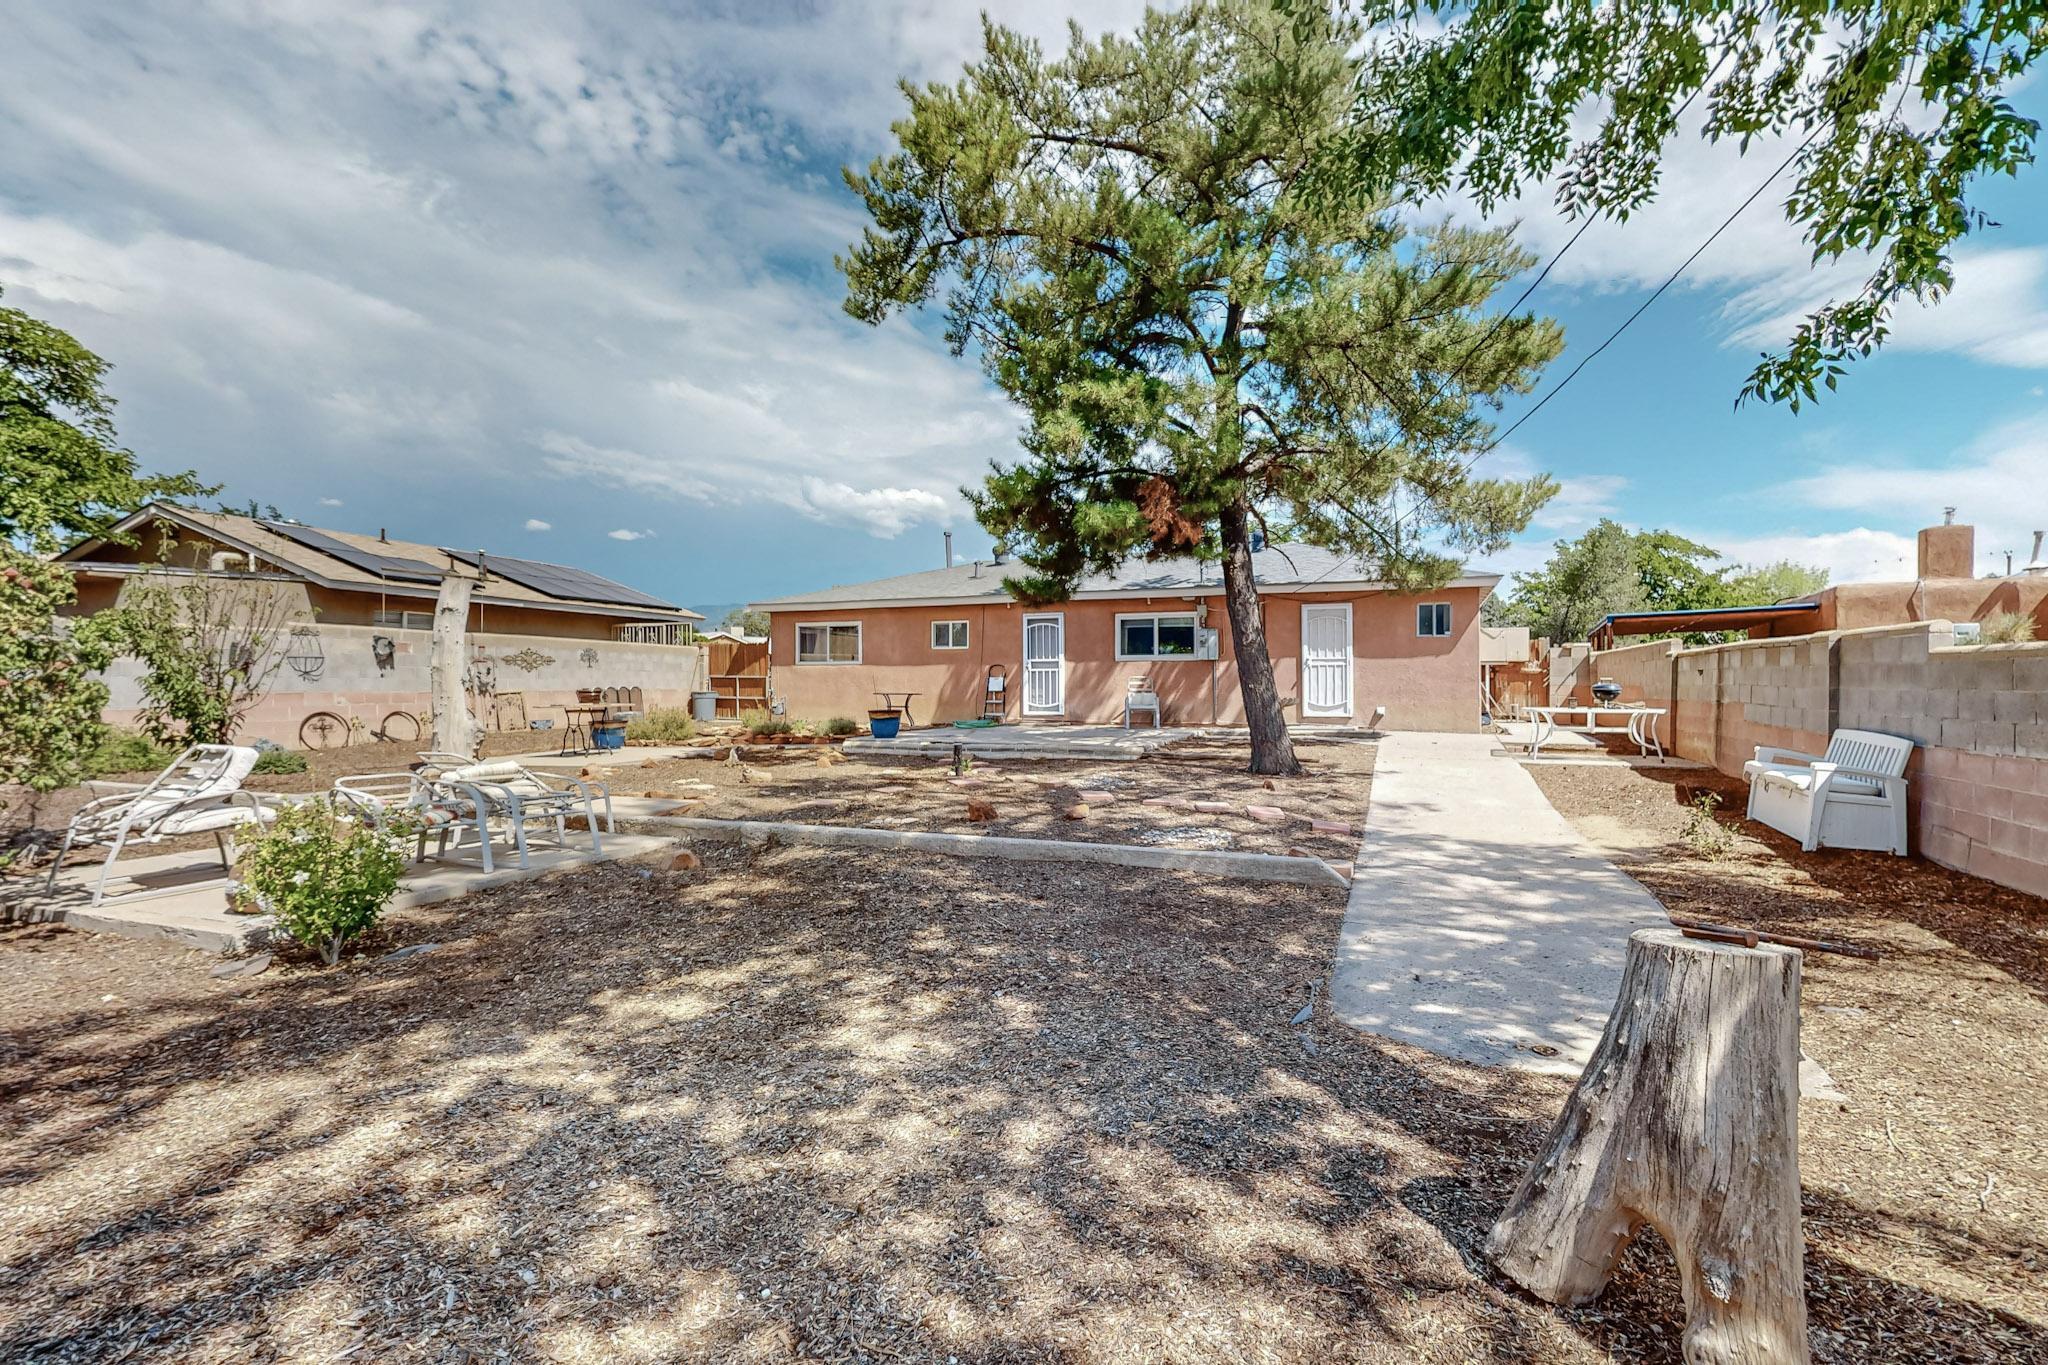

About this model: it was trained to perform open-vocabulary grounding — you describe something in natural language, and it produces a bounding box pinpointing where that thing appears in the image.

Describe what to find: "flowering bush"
[237,799,411,965]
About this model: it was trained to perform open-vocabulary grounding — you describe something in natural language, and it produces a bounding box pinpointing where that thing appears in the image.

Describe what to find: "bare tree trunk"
[1218,499,1299,776]
[430,572,480,760]
[1486,928,1809,1365]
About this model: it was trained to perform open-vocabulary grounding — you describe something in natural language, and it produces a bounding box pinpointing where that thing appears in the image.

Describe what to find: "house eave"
[751,574,1501,615]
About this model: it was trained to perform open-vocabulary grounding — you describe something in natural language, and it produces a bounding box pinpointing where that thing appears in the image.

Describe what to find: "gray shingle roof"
[753,545,1496,610]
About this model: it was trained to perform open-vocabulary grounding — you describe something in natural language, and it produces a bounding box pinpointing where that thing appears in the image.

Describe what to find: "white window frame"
[1416,602,1452,638]
[930,619,970,650]
[1115,611,1201,662]
[794,621,863,665]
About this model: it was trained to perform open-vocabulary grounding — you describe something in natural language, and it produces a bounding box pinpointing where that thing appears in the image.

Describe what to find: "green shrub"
[236,799,411,965]
[625,707,697,743]
[252,748,310,775]
[85,729,176,779]
[740,709,793,736]
[824,716,858,736]
[1681,790,1733,860]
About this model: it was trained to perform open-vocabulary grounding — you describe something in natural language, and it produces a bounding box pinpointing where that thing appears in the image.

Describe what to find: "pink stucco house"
[751,546,1496,731]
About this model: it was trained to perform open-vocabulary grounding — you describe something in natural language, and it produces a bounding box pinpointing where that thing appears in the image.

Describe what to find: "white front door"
[1022,613,1065,715]
[1301,603,1352,717]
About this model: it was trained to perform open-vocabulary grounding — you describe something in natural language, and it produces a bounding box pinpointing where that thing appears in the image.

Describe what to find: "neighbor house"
[57,504,706,748]
[751,546,1495,730]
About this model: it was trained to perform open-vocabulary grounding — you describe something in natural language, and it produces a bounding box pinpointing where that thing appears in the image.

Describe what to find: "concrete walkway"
[1329,732,1670,1076]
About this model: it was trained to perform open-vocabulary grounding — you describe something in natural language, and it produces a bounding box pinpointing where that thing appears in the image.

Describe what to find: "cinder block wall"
[97,623,708,749]
[1585,620,2048,898]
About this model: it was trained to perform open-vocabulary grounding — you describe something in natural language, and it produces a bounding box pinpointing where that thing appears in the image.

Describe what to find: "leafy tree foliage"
[0,292,207,791]
[1318,0,2044,406]
[718,607,769,637]
[1490,519,1828,642]
[841,1,1563,772]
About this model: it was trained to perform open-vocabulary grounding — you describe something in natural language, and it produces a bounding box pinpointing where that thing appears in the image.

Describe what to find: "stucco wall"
[1583,621,2048,899]
[97,622,706,749]
[1759,576,2048,637]
[764,586,1486,731]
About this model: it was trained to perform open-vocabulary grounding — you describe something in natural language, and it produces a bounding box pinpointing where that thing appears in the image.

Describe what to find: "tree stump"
[1485,928,1809,1364]
[429,571,480,759]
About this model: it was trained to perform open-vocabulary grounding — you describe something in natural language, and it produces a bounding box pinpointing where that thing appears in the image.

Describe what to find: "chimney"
[2024,530,2048,577]
[1916,519,1975,578]
[944,531,954,569]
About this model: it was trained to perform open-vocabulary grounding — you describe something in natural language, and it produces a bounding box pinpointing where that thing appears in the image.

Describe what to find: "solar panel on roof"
[442,549,675,611]
[258,521,444,583]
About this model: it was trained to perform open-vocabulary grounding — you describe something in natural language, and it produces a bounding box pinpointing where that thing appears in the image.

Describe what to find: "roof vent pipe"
[2024,530,2048,576]
[971,559,981,578]
[944,531,953,569]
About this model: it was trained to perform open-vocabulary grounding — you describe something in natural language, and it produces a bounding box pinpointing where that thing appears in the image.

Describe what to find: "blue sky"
[3,2,2044,616]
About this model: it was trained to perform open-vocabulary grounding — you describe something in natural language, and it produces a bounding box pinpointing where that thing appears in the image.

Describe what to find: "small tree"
[718,607,769,637]
[0,290,207,789]
[94,547,303,746]
[842,1,1563,773]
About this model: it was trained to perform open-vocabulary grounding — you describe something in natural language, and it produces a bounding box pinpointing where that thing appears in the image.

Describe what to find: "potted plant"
[234,799,412,965]
[867,707,901,739]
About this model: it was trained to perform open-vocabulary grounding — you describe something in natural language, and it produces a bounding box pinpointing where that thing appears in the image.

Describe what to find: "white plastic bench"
[1742,728,1913,855]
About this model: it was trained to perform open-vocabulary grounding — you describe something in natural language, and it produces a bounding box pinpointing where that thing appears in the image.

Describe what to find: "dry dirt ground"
[614,736,1373,860]
[1529,762,2048,1357]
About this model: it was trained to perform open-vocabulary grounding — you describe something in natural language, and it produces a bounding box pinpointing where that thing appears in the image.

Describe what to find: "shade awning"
[1590,602,1822,649]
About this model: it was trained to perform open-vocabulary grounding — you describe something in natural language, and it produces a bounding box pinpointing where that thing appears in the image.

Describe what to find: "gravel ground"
[1528,762,2048,1358]
[612,736,1372,859]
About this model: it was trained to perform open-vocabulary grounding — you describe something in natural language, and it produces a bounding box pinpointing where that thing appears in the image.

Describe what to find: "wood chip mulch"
[619,737,1373,859]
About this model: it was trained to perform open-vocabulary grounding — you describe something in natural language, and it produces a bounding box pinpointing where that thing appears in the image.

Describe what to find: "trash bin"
[592,721,627,751]
[690,691,718,723]
[867,708,901,740]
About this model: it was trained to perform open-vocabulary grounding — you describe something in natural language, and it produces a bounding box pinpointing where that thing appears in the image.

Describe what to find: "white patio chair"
[415,753,610,866]
[1124,677,1162,730]
[44,744,276,907]
[1742,728,1913,855]
[332,773,503,873]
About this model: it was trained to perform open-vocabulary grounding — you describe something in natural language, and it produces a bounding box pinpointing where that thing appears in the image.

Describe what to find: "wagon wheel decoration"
[298,710,352,751]
[373,709,423,745]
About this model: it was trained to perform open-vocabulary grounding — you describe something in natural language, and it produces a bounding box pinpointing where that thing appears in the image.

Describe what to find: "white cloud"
[523,518,551,531]
[1690,528,1917,587]
[1778,418,2048,575]
[318,496,343,506]
[608,528,655,542]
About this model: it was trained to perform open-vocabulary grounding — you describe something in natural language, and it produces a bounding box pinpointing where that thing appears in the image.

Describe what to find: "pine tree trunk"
[1485,928,1810,1364]
[1218,500,1300,776]
[430,572,479,760]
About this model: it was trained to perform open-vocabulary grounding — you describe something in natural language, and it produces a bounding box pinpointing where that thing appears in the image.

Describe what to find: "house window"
[1117,612,1199,660]
[931,620,969,650]
[1417,603,1452,637]
[795,622,862,664]
[372,609,433,630]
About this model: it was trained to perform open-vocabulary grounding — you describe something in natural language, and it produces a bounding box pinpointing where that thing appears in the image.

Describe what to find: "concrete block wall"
[98,623,708,749]
[1588,620,2048,899]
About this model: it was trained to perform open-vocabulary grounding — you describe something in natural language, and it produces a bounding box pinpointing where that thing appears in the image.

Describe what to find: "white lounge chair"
[332,772,504,873]
[416,753,611,865]
[1743,728,1913,855]
[45,744,276,906]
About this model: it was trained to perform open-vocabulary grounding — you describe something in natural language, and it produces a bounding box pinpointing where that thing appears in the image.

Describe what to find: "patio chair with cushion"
[332,772,503,873]
[1742,728,1913,855]
[415,753,611,866]
[44,744,276,907]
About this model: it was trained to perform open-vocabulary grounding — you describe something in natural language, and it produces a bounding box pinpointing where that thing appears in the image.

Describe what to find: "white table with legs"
[1523,705,1667,760]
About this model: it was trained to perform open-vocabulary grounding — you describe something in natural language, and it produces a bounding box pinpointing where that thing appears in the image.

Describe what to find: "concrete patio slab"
[1329,731,1671,1076]
[842,724,1195,761]
[6,832,677,954]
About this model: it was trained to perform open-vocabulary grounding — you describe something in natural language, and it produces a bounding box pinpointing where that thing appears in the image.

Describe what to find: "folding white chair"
[44,744,276,906]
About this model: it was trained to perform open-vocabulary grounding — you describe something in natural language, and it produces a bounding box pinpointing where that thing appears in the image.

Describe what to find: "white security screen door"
[1301,604,1352,717]
[1022,613,1065,715]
